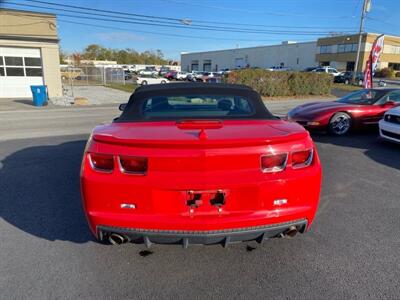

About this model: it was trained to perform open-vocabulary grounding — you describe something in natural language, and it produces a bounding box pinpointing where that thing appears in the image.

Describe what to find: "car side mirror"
[119,103,127,111]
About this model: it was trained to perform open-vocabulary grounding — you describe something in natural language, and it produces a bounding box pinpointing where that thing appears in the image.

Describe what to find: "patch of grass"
[332,83,362,92]
[105,83,138,93]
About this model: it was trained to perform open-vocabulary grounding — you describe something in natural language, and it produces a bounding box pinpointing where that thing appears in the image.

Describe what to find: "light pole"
[352,0,371,83]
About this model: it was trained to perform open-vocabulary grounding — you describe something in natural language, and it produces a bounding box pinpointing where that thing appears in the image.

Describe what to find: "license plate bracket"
[186,190,227,208]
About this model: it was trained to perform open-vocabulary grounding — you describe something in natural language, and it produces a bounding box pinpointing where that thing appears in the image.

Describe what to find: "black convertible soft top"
[116,83,275,122]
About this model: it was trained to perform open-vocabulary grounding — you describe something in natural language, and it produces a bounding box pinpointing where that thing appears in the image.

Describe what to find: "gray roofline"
[181,41,317,55]
[1,8,56,17]
[0,35,59,43]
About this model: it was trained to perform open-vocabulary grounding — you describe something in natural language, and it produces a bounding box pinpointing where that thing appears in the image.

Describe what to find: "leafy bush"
[375,68,396,78]
[225,69,332,97]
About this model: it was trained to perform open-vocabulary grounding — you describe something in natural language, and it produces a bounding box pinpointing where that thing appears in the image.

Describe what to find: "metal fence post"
[86,65,89,85]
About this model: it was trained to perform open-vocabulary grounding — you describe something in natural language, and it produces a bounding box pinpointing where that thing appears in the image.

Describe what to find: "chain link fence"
[61,65,127,97]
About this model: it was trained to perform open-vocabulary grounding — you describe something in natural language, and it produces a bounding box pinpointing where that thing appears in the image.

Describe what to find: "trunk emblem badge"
[121,203,136,209]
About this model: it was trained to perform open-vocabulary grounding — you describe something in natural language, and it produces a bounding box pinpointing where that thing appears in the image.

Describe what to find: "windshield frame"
[336,89,387,105]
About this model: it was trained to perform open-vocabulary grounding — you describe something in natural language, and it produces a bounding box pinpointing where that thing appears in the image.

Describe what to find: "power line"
[3,1,355,35]
[56,19,312,43]
[166,0,357,19]
[25,0,355,30]
[3,2,355,36]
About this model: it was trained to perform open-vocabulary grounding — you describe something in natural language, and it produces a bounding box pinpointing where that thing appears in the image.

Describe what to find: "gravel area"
[58,85,132,106]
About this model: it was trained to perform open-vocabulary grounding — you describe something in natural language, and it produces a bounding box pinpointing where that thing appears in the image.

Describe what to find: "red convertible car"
[81,83,322,247]
[287,89,400,135]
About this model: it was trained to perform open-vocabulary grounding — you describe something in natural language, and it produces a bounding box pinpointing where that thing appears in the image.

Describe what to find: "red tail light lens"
[119,156,148,174]
[261,153,288,173]
[292,149,313,169]
[88,153,114,172]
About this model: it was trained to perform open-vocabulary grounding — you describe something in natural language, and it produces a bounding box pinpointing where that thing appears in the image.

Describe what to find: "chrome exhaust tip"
[284,226,298,238]
[108,233,130,245]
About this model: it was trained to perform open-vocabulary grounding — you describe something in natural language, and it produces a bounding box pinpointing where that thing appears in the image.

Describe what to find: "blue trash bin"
[30,85,48,107]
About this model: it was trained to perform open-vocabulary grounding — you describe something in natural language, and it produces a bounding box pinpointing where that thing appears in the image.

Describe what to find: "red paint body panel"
[287,100,398,130]
[81,119,322,238]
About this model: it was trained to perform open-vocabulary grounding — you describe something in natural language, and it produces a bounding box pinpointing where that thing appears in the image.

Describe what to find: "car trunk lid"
[92,120,307,148]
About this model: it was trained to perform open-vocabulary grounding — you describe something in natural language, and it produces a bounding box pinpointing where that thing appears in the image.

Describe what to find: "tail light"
[260,148,314,172]
[261,153,288,173]
[88,153,114,172]
[292,149,313,169]
[119,156,148,174]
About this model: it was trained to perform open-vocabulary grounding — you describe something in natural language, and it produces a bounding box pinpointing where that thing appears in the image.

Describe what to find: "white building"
[181,41,318,72]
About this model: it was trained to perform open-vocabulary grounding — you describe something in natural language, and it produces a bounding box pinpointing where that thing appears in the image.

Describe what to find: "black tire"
[161,80,166,84]
[344,79,349,85]
[328,112,352,136]
[141,80,148,85]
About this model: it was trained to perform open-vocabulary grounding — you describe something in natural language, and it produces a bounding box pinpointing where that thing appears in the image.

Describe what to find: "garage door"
[0,47,44,98]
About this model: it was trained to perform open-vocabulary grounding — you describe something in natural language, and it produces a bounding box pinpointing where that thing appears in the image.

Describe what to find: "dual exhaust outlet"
[108,233,130,245]
[106,225,299,246]
[280,226,299,238]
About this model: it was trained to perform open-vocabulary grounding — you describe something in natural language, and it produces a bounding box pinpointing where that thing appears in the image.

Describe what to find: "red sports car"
[81,83,322,247]
[287,89,400,135]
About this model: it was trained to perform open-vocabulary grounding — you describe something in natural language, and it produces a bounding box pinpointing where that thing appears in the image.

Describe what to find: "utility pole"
[352,0,371,83]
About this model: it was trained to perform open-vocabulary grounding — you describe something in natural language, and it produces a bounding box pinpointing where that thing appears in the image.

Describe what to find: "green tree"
[79,44,169,65]
[59,49,68,64]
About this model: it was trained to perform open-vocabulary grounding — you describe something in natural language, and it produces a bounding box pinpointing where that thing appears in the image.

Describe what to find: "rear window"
[141,95,254,119]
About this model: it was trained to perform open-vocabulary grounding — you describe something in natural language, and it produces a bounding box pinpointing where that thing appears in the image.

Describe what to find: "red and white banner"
[363,34,384,89]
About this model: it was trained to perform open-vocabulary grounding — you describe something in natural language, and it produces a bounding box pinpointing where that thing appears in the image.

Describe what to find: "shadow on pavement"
[0,140,92,243]
[13,99,36,106]
[312,130,400,170]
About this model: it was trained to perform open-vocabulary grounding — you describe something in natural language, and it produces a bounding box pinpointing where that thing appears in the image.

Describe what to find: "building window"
[24,57,42,76]
[0,57,4,76]
[6,67,24,76]
[26,68,43,76]
[24,57,42,66]
[320,45,332,54]
[203,63,211,72]
[5,56,23,66]
[389,63,400,71]
[1,55,43,77]
[235,57,245,68]
[191,64,198,71]
[203,60,211,72]
[387,46,400,54]
[338,43,357,53]
[191,60,199,71]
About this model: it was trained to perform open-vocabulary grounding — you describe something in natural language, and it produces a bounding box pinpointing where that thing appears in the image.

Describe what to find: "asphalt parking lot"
[1,103,400,299]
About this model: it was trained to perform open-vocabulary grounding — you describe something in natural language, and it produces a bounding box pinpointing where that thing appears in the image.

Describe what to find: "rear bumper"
[98,219,308,247]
